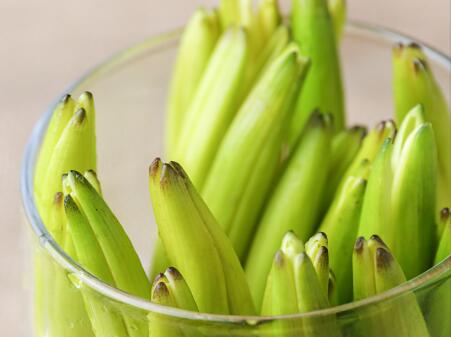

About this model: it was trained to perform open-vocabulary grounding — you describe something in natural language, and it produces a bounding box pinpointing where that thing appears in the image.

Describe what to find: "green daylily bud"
[245,112,332,309]
[165,7,220,157]
[393,43,451,210]
[65,170,150,300]
[320,176,367,304]
[202,44,310,261]
[291,0,345,141]
[149,159,255,315]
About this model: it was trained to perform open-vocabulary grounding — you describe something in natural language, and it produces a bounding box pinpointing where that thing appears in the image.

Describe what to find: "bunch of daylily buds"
[33,0,450,337]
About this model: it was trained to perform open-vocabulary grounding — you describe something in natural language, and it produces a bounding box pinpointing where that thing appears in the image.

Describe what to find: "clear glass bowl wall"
[22,22,451,337]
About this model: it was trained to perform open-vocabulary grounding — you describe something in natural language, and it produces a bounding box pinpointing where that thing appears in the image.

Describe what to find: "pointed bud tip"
[375,247,394,270]
[166,267,183,280]
[78,91,93,101]
[375,119,396,134]
[160,163,177,186]
[440,208,450,222]
[169,161,188,179]
[412,58,427,73]
[154,273,166,283]
[354,237,366,254]
[350,125,368,139]
[60,94,71,104]
[73,108,87,124]
[408,42,422,50]
[317,231,328,241]
[152,281,170,298]
[86,169,97,177]
[149,158,162,177]
[308,110,332,128]
[369,235,387,248]
[63,194,77,212]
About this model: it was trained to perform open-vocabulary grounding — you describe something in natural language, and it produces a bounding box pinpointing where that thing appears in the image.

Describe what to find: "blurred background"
[0,0,449,336]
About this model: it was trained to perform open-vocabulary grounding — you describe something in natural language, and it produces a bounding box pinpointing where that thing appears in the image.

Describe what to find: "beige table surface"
[0,0,449,336]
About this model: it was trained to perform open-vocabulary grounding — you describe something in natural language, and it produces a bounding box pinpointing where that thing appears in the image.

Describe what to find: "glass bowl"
[21,21,451,337]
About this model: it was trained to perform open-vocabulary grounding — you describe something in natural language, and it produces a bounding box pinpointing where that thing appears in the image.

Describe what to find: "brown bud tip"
[86,169,97,177]
[440,208,450,222]
[149,158,162,177]
[153,281,170,298]
[309,109,324,125]
[408,42,421,50]
[169,161,188,179]
[166,267,183,280]
[53,192,64,205]
[73,108,87,124]
[69,170,85,183]
[375,120,387,133]
[354,237,365,254]
[375,247,394,270]
[369,234,387,248]
[350,125,368,139]
[63,194,77,211]
[79,91,93,100]
[60,94,71,104]
[412,58,427,73]
[160,163,177,186]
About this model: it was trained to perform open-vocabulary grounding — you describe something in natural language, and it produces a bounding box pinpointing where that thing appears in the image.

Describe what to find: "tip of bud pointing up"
[73,108,87,125]
[412,58,428,73]
[166,266,183,280]
[369,234,387,248]
[152,281,170,299]
[375,247,394,270]
[149,157,162,177]
[354,236,365,254]
[440,208,450,222]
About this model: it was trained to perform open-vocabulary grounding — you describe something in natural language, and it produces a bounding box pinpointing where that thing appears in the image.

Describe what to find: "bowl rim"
[21,20,451,324]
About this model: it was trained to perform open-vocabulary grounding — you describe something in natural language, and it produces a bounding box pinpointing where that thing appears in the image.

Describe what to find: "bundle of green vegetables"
[33,0,450,336]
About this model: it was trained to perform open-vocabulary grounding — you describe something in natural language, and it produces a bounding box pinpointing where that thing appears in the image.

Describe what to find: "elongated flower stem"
[291,0,345,142]
[202,45,310,261]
